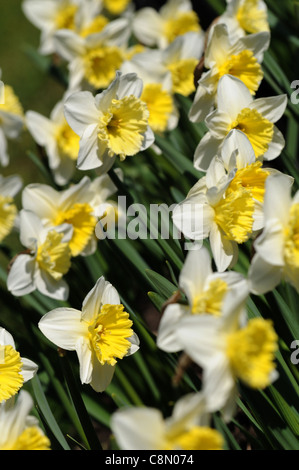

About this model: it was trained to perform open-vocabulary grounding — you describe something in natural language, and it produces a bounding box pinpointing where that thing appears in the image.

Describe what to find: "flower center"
[192,279,228,316]
[165,426,224,450]
[55,203,97,257]
[55,3,78,30]
[0,195,17,243]
[167,58,198,96]
[98,96,149,160]
[141,83,174,133]
[36,230,72,280]
[226,318,278,388]
[103,0,131,15]
[0,85,23,117]
[213,186,255,244]
[227,161,270,203]
[164,11,200,44]
[89,304,133,366]
[228,108,274,158]
[236,0,269,34]
[0,345,24,402]
[56,120,80,160]
[2,427,51,450]
[83,45,124,90]
[217,50,263,95]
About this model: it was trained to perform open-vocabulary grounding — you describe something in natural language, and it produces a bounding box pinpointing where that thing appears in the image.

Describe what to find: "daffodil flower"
[26,94,80,186]
[7,210,73,300]
[194,74,287,171]
[0,72,24,167]
[38,276,140,392]
[175,302,278,420]
[0,390,51,450]
[53,17,131,91]
[0,328,38,403]
[120,52,179,134]
[249,173,299,295]
[64,71,155,171]
[173,130,288,271]
[21,176,108,257]
[111,392,224,450]
[189,23,270,122]
[121,31,204,99]
[157,245,248,353]
[132,0,201,49]
[0,173,22,243]
[217,0,269,41]
[22,0,87,55]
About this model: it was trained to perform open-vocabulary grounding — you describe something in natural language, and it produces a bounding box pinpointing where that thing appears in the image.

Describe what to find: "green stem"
[59,350,103,450]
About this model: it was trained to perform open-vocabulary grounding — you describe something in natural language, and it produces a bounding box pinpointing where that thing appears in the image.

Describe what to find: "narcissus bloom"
[53,18,131,91]
[120,53,179,134]
[111,392,224,450]
[38,276,140,392]
[194,74,287,171]
[175,304,278,420]
[173,130,287,271]
[249,173,299,294]
[0,174,22,243]
[189,23,269,122]
[64,72,154,171]
[26,95,80,186]
[121,31,204,99]
[0,73,24,166]
[132,0,201,49]
[0,391,51,450]
[217,0,269,40]
[21,176,112,257]
[157,245,248,353]
[7,210,73,300]
[22,0,86,54]
[0,328,38,403]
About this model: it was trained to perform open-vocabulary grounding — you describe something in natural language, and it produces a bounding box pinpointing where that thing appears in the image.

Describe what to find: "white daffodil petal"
[217,74,252,119]
[179,246,213,301]
[263,173,293,225]
[64,91,100,137]
[254,219,285,266]
[250,95,287,123]
[111,407,165,450]
[22,184,59,222]
[34,268,70,301]
[156,303,188,353]
[177,314,224,367]
[193,132,222,172]
[7,254,35,297]
[248,253,282,295]
[209,222,238,272]
[90,361,115,392]
[75,336,93,386]
[38,308,86,351]
[81,276,109,321]
[263,126,285,161]
[202,353,234,414]
[221,129,255,170]
[21,358,38,382]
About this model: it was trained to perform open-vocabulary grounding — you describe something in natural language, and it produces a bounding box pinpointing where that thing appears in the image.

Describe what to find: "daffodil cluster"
[0,0,298,452]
